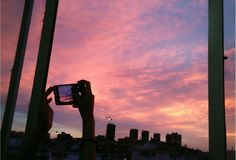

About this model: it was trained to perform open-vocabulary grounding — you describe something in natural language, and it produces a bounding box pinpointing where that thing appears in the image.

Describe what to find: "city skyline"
[10,122,183,146]
[1,0,235,152]
[7,129,209,160]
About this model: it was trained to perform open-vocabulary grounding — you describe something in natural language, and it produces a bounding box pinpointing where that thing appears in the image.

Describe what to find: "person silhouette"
[18,80,96,160]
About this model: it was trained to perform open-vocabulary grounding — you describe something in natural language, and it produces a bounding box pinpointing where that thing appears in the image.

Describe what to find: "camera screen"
[58,85,73,103]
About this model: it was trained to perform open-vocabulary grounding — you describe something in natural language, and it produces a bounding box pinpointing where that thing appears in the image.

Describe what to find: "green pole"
[208,0,226,159]
[25,0,59,135]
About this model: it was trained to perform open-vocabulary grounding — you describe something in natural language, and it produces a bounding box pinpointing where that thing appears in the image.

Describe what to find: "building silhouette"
[141,130,149,143]
[6,130,209,160]
[153,133,161,142]
[129,128,138,141]
[166,132,181,146]
[106,123,116,141]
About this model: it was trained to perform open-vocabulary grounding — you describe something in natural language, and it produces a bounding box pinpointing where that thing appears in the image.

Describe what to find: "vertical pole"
[208,0,226,160]
[25,0,59,135]
[1,1,34,159]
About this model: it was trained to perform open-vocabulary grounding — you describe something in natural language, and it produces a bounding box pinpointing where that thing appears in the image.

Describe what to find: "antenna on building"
[105,116,112,122]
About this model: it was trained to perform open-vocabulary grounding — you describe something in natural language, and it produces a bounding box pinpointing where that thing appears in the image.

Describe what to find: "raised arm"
[73,80,96,160]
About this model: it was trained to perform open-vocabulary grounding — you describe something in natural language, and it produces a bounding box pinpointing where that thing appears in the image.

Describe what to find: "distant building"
[96,135,106,141]
[153,133,161,142]
[96,135,106,153]
[166,132,181,146]
[106,123,116,141]
[129,128,138,141]
[141,130,149,143]
[117,137,132,158]
[57,132,73,141]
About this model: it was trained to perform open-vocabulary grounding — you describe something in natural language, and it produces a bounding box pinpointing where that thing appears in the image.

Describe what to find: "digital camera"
[53,83,85,105]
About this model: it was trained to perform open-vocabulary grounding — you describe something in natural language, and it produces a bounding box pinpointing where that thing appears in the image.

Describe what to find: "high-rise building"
[106,123,116,141]
[141,130,149,143]
[129,128,138,141]
[166,132,182,146]
[153,133,161,141]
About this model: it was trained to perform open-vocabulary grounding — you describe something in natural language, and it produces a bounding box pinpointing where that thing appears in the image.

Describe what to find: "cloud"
[1,0,46,107]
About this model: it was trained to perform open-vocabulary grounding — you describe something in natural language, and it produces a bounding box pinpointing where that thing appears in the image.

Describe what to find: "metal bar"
[208,0,226,159]
[1,0,34,159]
[25,0,59,135]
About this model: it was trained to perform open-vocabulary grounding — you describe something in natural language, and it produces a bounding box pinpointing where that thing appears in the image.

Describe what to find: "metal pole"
[208,0,226,159]
[1,1,34,159]
[25,0,59,134]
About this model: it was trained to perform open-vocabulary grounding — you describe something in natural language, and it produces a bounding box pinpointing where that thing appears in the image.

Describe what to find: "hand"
[17,87,54,160]
[73,80,95,121]
[37,87,54,133]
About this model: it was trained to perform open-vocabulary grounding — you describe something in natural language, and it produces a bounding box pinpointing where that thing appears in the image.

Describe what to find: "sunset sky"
[1,0,235,151]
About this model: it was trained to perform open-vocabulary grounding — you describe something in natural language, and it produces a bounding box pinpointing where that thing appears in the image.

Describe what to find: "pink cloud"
[45,0,210,150]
